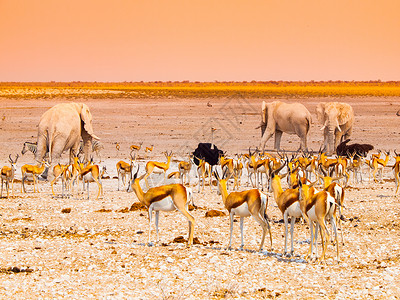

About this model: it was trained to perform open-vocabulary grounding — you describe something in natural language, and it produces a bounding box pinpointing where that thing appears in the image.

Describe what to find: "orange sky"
[1,0,399,82]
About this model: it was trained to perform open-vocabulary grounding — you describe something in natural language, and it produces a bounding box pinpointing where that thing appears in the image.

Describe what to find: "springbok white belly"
[287,201,302,218]
[307,205,317,222]
[231,202,251,217]
[150,197,176,212]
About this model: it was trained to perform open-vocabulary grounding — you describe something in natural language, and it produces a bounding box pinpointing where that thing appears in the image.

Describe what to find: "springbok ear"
[80,104,100,140]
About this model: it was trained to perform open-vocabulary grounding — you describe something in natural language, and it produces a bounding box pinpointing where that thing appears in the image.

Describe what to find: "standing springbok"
[270,162,307,256]
[127,167,195,247]
[51,163,71,198]
[1,154,19,198]
[142,151,173,188]
[178,155,192,186]
[79,164,105,200]
[116,151,136,191]
[298,180,339,263]
[21,160,48,193]
[215,170,272,252]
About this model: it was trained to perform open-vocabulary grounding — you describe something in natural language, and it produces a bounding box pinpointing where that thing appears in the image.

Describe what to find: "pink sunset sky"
[1,0,399,82]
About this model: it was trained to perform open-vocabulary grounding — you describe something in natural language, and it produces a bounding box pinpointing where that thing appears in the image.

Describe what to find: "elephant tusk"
[91,134,101,140]
[320,126,326,131]
[336,125,342,132]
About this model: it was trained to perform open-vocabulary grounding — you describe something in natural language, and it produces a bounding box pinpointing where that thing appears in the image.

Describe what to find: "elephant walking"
[259,101,312,152]
[35,102,99,179]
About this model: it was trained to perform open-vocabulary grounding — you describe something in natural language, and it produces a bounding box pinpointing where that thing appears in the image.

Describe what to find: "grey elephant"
[259,101,312,152]
[316,102,354,154]
[35,102,99,177]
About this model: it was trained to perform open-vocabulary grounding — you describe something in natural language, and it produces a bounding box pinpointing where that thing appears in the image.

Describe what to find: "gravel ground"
[1,96,400,299]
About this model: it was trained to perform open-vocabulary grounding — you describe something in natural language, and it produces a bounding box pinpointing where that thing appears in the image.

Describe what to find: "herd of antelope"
[1,142,400,264]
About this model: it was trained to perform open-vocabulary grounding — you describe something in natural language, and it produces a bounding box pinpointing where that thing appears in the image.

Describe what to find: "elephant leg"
[322,127,329,152]
[260,127,275,152]
[334,129,343,151]
[274,130,283,151]
[35,134,48,163]
[294,126,308,151]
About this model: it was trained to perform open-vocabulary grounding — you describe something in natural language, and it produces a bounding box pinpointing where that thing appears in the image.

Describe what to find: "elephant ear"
[260,101,268,136]
[337,103,353,125]
[80,104,100,140]
[316,102,326,124]
[261,101,268,124]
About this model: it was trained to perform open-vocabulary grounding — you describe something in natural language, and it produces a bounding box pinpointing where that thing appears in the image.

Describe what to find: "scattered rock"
[95,208,112,213]
[0,267,34,274]
[61,208,71,214]
[129,202,147,211]
[205,210,226,217]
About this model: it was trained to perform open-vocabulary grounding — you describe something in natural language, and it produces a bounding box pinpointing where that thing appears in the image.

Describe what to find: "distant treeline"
[1,81,400,98]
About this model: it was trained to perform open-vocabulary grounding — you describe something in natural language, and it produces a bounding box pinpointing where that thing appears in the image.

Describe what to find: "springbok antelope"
[333,156,349,187]
[246,149,258,188]
[116,151,136,191]
[127,167,195,247]
[393,151,400,195]
[145,145,154,158]
[372,151,390,183]
[270,163,306,256]
[232,154,244,190]
[298,180,339,263]
[1,154,19,198]
[215,171,272,252]
[319,175,346,246]
[69,154,85,193]
[79,164,105,200]
[178,156,192,186]
[130,142,143,152]
[142,151,173,188]
[318,152,337,176]
[347,152,363,184]
[51,163,71,198]
[196,157,212,193]
[21,160,48,193]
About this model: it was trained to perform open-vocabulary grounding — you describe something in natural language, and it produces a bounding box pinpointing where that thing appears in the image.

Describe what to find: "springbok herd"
[1,141,400,264]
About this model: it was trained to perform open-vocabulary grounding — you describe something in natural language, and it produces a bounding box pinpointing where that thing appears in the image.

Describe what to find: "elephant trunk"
[81,129,93,164]
[261,122,267,137]
[327,126,335,154]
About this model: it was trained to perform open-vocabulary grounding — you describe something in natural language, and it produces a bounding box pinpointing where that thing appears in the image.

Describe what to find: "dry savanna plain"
[0,82,400,299]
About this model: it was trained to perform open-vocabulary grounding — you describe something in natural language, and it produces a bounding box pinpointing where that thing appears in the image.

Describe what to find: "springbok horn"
[270,161,287,178]
[133,165,140,180]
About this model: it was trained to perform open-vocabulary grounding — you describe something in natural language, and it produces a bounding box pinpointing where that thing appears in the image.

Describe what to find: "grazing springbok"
[1,154,19,198]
